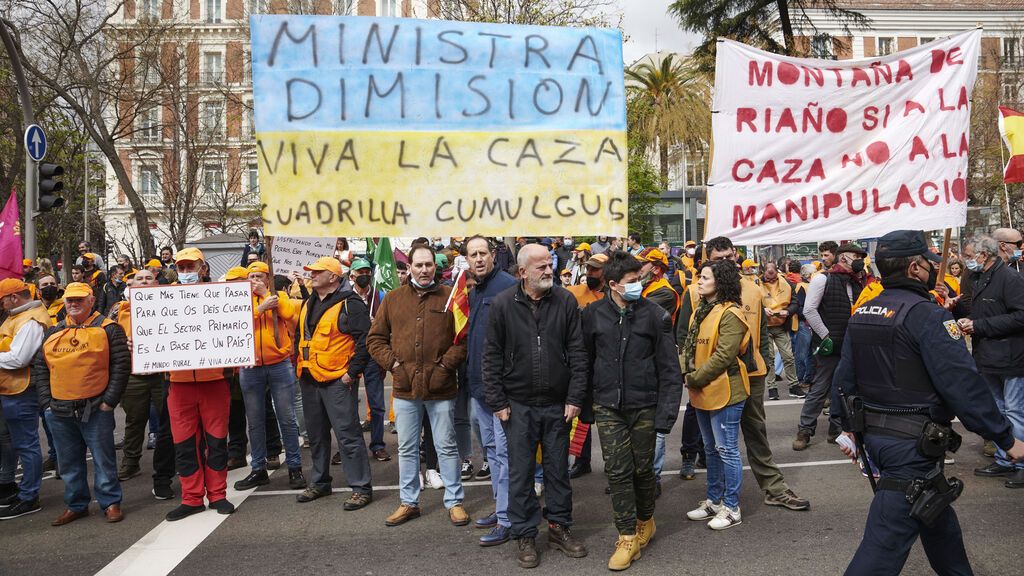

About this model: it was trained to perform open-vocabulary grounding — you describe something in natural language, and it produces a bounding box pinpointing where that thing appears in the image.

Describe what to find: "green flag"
[364,237,376,262]
[373,237,398,292]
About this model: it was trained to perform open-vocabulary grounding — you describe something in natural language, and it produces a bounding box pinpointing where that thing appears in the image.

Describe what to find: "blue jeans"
[653,432,666,480]
[473,397,510,527]
[793,323,814,383]
[45,408,121,511]
[454,373,474,460]
[695,401,746,509]
[362,360,386,451]
[2,390,42,500]
[239,360,302,470]
[983,374,1024,470]
[394,397,464,508]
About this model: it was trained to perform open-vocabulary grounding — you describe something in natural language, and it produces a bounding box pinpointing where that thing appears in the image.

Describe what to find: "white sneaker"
[534,482,544,497]
[425,469,444,489]
[686,500,722,521]
[708,506,742,530]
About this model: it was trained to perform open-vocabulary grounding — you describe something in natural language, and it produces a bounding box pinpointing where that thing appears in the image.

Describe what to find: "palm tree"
[625,54,711,190]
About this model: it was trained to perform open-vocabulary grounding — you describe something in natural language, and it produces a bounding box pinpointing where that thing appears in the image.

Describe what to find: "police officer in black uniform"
[832,230,1024,576]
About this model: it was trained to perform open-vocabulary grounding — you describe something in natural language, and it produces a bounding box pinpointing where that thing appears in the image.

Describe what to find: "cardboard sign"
[129,282,255,372]
[704,30,980,244]
[250,15,627,237]
[272,236,337,278]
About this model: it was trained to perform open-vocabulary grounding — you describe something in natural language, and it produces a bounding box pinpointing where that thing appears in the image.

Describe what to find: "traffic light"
[38,162,65,212]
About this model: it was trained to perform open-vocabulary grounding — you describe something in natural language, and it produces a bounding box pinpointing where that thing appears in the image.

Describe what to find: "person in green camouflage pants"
[581,251,683,570]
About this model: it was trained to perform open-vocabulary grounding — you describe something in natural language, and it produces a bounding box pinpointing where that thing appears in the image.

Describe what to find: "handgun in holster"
[907,466,964,527]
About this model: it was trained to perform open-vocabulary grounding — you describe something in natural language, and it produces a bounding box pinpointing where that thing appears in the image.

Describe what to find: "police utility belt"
[844,396,964,527]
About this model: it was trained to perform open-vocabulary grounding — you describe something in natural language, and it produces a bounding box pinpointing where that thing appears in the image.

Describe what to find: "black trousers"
[228,379,281,460]
[679,403,704,459]
[504,400,572,539]
[152,380,175,489]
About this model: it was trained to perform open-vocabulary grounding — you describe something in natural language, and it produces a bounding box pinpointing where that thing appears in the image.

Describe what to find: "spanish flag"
[446,269,470,344]
[999,106,1024,183]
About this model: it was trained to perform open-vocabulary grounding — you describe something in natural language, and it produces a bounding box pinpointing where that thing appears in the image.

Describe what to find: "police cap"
[876,230,941,263]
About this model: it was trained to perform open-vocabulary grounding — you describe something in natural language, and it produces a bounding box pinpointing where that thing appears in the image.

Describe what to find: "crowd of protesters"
[2,229,1023,572]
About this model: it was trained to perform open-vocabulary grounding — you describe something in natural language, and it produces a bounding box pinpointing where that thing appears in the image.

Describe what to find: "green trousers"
[596,405,657,535]
[742,376,789,496]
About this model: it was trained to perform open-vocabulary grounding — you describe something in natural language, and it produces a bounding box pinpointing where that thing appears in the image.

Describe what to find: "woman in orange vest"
[681,260,751,531]
[32,282,130,526]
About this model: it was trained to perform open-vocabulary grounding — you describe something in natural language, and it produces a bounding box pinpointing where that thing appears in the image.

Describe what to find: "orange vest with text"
[43,312,113,400]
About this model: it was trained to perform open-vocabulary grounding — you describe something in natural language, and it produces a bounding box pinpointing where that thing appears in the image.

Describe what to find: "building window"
[139,0,160,21]
[243,49,252,84]
[811,34,834,60]
[877,37,894,56]
[139,108,160,142]
[205,0,222,23]
[335,0,354,15]
[1004,76,1021,103]
[248,0,267,14]
[247,163,259,200]
[203,52,223,84]
[1005,38,1020,66]
[139,166,161,200]
[245,100,256,138]
[203,164,225,196]
[919,37,935,45]
[379,0,398,17]
[201,99,224,136]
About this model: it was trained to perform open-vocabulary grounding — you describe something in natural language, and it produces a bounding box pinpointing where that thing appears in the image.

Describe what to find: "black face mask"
[40,285,62,301]
[924,264,938,291]
[850,258,865,274]
[354,275,372,289]
[586,276,602,291]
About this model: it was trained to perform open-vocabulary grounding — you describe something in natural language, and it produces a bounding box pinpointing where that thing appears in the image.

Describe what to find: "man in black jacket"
[483,244,588,569]
[32,282,130,525]
[582,252,682,571]
[956,235,1024,488]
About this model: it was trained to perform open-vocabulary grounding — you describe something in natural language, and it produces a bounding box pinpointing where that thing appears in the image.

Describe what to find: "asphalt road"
[2,395,1021,576]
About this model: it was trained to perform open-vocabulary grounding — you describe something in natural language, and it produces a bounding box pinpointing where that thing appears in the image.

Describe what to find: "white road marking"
[94,461,270,576]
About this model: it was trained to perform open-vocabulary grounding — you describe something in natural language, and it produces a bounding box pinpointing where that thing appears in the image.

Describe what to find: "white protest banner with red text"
[705,30,980,245]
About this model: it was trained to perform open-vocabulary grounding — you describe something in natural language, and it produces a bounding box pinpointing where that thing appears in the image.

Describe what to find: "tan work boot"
[448,504,470,526]
[608,534,641,571]
[635,517,656,548]
[384,504,421,526]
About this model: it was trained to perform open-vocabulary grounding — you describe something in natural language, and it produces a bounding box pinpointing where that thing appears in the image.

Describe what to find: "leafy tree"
[627,141,661,243]
[625,54,710,190]
[668,0,869,70]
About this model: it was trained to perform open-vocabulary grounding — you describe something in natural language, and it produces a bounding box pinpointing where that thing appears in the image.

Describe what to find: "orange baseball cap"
[224,267,250,281]
[247,261,270,274]
[81,252,98,261]
[175,247,205,264]
[585,253,609,268]
[639,248,669,267]
[0,278,29,298]
[64,282,94,298]
[145,258,162,268]
[303,256,343,276]
[22,259,33,267]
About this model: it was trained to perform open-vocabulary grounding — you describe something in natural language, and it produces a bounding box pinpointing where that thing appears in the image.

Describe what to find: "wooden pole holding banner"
[263,235,281,347]
[937,228,952,285]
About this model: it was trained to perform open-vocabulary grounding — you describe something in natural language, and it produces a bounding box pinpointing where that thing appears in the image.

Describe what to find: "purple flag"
[0,191,24,281]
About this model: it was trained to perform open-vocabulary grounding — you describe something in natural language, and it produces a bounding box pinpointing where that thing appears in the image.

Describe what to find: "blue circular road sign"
[25,124,46,162]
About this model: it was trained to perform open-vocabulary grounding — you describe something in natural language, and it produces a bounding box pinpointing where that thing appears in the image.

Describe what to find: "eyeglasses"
[1000,240,1024,248]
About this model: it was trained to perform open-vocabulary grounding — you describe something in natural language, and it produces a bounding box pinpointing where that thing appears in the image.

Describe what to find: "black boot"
[233,469,270,490]
[288,468,307,490]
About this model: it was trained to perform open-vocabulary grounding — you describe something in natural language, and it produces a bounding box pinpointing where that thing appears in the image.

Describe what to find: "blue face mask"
[964,259,982,272]
[178,272,199,284]
[1014,249,1022,261]
[620,282,643,301]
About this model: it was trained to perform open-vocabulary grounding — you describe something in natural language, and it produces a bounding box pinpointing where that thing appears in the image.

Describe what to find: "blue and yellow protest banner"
[250,15,626,237]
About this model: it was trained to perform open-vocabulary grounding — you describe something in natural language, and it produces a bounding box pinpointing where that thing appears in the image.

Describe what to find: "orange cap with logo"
[175,247,205,264]
[303,257,343,276]
[247,261,270,275]
[0,278,29,299]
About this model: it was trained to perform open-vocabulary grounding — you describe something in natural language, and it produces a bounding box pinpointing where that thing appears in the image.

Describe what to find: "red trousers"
[167,379,230,506]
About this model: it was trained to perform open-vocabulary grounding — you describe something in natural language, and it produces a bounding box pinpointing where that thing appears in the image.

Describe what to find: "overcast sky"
[619,1,702,64]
